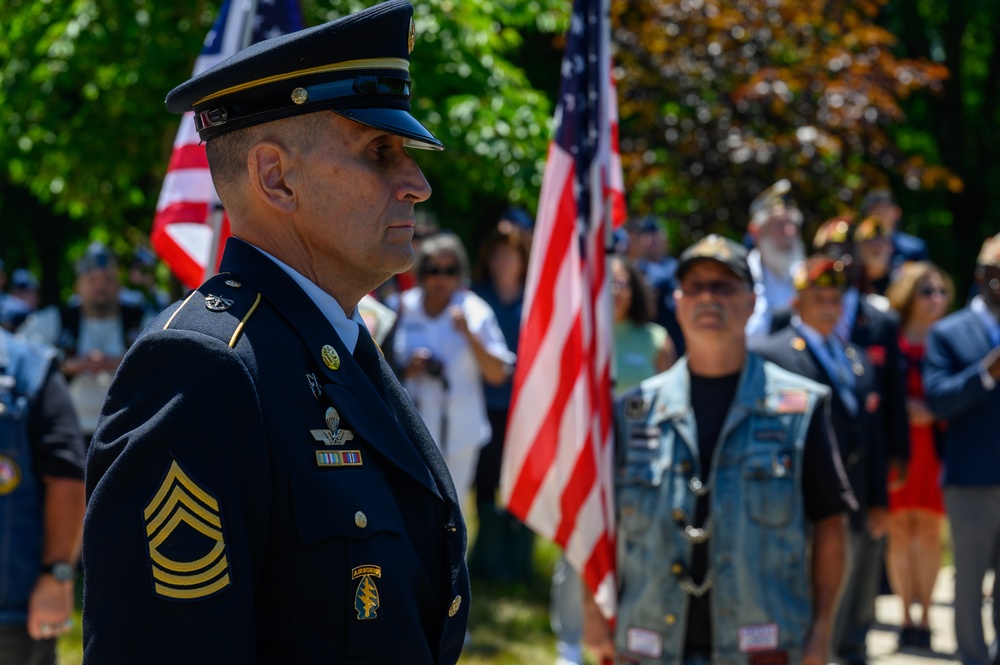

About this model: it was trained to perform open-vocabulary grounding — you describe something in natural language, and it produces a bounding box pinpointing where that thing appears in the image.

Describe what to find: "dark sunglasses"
[678,280,747,298]
[422,263,460,277]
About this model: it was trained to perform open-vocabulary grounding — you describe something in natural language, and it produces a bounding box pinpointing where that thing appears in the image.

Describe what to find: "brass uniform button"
[354,511,367,528]
[670,563,683,575]
[665,613,677,625]
[448,595,462,617]
[672,508,684,521]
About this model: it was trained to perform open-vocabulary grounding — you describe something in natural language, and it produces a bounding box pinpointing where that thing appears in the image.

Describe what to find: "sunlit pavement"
[852,567,995,664]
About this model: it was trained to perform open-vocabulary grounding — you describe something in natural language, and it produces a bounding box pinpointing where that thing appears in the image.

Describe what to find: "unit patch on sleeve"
[352,565,382,620]
[143,458,231,601]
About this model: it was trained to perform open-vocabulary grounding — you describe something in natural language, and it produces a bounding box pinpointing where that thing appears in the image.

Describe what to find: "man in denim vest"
[0,328,85,665]
[584,235,856,665]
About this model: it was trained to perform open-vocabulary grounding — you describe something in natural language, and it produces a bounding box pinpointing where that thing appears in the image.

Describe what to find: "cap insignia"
[408,18,415,54]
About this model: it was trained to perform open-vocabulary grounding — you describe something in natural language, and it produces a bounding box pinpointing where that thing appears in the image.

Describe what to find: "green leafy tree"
[883,0,1000,290]
[0,0,566,299]
[611,0,951,248]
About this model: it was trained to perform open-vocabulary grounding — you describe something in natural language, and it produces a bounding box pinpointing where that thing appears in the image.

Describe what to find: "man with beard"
[745,180,807,345]
[923,232,1000,665]
[17,243,145,443]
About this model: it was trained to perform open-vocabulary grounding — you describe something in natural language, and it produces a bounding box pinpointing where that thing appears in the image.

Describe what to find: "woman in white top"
[393,232,515,512]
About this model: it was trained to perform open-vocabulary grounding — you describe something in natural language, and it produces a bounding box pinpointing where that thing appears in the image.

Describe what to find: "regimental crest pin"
[321,345,341,370]
[205,294,234,312]
[408,17,415,53]
[352,565,382,620]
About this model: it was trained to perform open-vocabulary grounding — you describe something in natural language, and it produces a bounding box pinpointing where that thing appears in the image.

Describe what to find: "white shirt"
[745,248,798,345]
[393,287,515,454]
[253,245,366,352]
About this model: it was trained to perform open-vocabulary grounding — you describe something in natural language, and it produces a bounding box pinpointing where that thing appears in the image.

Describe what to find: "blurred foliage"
[2,0,997,299]
[0,0,567,301]
[882,0,1000,292]
[611,0,953,248]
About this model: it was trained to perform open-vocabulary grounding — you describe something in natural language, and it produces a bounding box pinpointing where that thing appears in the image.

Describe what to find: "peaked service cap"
[165,0,442,150]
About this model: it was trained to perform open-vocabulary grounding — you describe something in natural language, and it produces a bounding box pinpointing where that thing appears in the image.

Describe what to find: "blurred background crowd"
[3,0,1000,663]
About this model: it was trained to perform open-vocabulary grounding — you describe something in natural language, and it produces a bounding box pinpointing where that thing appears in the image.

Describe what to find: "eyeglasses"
[611,279,631,294]
[422,263,460,277]
[678,280,747,298]
[917,287,948,298]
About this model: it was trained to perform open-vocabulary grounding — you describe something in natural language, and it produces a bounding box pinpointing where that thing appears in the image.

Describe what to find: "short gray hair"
[416,232,470,284]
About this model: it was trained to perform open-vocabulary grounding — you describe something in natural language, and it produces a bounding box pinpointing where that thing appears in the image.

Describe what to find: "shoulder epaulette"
[162,273,261,349]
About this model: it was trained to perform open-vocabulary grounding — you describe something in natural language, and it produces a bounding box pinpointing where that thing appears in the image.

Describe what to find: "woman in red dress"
[885,261,954,650]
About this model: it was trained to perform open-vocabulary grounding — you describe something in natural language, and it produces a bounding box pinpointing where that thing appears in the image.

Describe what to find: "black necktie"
[353,322,390,404]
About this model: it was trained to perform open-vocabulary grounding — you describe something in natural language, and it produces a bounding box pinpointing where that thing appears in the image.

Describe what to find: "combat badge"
[0,455,21,495]
[352,565,382,620]
[205,294,234,312]
[143,459,231,601]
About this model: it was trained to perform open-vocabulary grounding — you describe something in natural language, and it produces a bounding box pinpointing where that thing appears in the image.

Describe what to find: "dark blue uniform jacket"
[83,238,470,664]
[754,326,887,531]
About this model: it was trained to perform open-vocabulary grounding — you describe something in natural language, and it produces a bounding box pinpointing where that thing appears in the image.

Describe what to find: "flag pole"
[203,0,260,282]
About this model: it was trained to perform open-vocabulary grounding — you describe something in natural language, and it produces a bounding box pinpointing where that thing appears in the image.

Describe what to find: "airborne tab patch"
[352,565,382,620]
[143,458,231,601]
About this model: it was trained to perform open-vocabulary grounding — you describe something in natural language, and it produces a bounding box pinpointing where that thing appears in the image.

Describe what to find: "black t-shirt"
[28,365,85,480]
[683,370,855,656]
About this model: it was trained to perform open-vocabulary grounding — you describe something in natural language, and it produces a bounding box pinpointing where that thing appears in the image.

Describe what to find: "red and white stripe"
[150,2,265,290]
[500,0,622,621]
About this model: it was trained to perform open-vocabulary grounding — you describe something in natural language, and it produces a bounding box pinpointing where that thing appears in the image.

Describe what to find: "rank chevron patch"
[143,458,232,601]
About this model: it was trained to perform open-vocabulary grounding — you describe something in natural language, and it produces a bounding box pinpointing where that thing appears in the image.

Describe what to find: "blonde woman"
[884,261,955,650]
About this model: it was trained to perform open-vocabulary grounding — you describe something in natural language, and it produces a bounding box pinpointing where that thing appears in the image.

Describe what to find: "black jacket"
[84,238,470,664]
[754,325,887,531]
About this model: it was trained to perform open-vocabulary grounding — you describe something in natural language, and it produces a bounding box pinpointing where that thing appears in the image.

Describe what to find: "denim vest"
[615,352,828,665]
[0,332,54,624]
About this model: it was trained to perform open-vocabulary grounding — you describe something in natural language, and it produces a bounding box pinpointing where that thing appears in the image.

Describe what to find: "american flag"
[500,0,623,620]
[151,0,303,290]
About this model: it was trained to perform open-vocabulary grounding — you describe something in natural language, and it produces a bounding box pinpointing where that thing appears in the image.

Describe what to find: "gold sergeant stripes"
[144,460,232,600]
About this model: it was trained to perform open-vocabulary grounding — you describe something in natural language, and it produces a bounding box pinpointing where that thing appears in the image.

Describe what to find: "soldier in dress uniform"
[82,2,470,663]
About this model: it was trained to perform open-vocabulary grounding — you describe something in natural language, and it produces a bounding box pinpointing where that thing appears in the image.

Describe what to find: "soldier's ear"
[247,141,298,214]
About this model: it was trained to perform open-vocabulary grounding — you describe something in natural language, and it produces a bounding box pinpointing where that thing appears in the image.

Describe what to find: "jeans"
[0,624,56,665]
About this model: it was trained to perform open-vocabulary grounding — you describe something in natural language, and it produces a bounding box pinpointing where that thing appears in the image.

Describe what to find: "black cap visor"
[335,107,443,151]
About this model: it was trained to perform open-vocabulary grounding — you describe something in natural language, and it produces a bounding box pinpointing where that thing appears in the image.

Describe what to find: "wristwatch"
[40,561,76,583]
